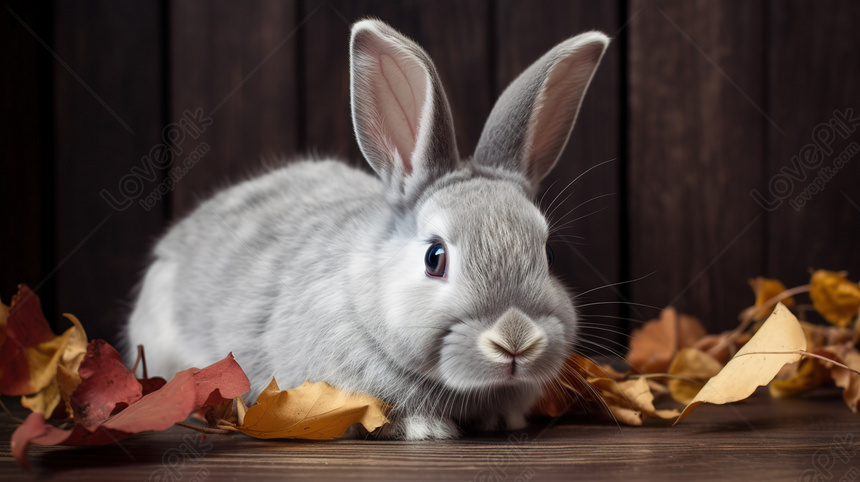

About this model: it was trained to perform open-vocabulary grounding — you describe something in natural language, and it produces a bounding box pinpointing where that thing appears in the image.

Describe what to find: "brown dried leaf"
[626,307,707,374]
[830,349,860,412]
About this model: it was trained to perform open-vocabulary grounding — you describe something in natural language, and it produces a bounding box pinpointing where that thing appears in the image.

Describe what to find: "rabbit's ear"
[474,32,609,192]
[350,20,459,198]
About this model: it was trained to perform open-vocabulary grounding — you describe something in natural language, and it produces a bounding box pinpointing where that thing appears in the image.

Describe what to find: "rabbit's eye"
[425,242,447,278]
[545,243,554,267]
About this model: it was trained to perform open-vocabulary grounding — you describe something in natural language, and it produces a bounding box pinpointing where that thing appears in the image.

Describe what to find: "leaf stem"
[0,399,25,423]
[734,350,860,376]
[708,285,811,357]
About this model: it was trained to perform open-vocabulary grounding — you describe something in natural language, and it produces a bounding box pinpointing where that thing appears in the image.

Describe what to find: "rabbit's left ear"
[350,20,459,200]
[474,32,609,192]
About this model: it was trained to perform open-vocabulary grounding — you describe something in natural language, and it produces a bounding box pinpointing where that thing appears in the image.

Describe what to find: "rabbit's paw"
[504,410,528,430]
[399,414,460,440]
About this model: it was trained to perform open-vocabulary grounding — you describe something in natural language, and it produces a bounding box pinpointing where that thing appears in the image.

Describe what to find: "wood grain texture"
[301,0,491,169]
[628,1,766,333]
[496,0,624,355]
[53,1,165,342]
[1,1,55,317]
[170,0,299,217]
[2,390,856,480]
[765,0,860,291]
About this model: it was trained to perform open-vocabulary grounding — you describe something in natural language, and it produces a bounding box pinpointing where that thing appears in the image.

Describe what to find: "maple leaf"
[676,303,807,423]
[11,353,250,470]
[225,379,389,440]
[809,270,860,327]
[626,307,707,374]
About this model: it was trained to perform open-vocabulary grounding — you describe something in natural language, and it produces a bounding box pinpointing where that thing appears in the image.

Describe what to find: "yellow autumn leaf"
[19,314,88,416]
[749,277,795,320]
[809,270,860,327]
[675,303,806,423]
[230,379,389,440]
[590,377,680,425]
[768,355,831,399]
[667,348,723,404]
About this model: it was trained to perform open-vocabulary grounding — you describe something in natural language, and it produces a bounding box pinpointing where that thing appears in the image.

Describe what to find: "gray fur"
[125,20,609,440]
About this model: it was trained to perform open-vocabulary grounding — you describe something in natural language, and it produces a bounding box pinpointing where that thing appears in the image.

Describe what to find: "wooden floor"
[1,389,858,481]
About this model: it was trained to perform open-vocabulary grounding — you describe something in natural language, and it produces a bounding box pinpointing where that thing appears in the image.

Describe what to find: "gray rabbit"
[125,19,609,439]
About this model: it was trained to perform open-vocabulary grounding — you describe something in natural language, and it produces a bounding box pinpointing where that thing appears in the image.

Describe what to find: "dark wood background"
[3,0,859,358]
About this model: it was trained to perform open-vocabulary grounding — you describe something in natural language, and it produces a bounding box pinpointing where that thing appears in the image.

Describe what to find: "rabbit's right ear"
[474,32,609,193]
[350,20,459,201]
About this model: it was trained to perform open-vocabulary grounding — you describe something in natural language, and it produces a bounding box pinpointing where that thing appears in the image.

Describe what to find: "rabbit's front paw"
[400,414,460,440]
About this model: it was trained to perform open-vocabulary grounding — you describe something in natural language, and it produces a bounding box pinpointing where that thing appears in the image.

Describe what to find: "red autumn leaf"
[71,340,143,431]
[11,352,250,469]
[0,286,61,395]
[139,376,167,395]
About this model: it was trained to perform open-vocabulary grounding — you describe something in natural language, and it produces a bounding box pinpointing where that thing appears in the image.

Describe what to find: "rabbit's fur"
[126,20,609,440]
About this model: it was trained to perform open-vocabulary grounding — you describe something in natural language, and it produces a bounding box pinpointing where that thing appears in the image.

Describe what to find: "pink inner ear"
[379,54,418,173]
[524,59,586,179]
[368,49,427,176]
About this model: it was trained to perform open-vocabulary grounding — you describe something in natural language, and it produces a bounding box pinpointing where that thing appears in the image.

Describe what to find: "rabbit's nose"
[479,309,547,368]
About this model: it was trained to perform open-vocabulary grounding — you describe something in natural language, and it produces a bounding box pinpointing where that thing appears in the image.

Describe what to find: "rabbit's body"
[126,20,609,439]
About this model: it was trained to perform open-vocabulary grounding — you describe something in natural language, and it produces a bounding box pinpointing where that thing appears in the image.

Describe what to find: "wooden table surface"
[2,389,858,481]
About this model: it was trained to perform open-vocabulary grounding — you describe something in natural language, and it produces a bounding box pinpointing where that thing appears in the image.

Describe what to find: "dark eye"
[545,243,554,267]
[425,242,447,278]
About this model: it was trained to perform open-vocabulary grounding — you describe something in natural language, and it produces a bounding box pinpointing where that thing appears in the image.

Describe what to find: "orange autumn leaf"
[809,270,860,327]
[532,354,624,418]
[227,379,389,440]
[626,307,707,374]
[749,277,795,320]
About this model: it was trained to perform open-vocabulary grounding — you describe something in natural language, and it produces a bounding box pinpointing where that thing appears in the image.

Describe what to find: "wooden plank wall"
[2,0,858,359]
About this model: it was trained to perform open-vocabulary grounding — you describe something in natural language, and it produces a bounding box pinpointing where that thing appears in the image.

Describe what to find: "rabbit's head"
[350,20,608,395]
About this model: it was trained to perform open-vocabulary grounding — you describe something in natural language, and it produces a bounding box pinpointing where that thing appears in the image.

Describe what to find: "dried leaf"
[830,349,860,412]
[676,303,806,423]
[532,354,625,418]
[11,353,250,469]
[590,377,680,424]
[20,314,88,417]
[71,340,143,431]
[749,277,795,320]
[0,286,67,396]
[667,348,723,404]
[809,270,860,327]
[627,307,707,374]
[230,379,389,440]
[768,353,834,398]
